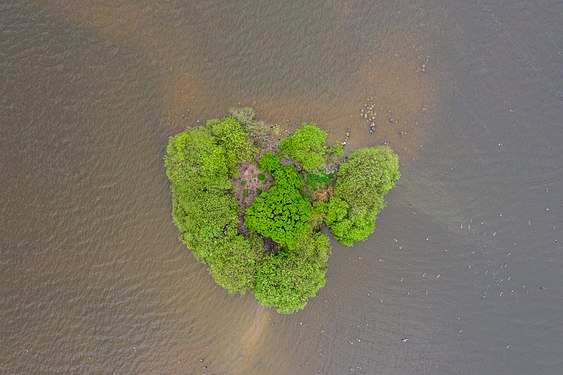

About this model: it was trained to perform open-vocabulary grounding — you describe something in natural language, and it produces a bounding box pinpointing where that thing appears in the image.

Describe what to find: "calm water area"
[1,1,562,374]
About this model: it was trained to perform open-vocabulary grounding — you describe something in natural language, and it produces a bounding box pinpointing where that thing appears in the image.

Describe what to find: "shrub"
[279,123,328,171]
[305,170,334,191]
[328,142,344,158]
[229,107,281,148]
[311,200,328,224]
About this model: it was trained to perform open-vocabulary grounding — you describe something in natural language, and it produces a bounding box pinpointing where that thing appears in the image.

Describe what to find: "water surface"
[1,1,562,374]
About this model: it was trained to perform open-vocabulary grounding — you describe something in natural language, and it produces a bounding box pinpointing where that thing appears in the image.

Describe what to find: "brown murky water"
[1,1,562,374]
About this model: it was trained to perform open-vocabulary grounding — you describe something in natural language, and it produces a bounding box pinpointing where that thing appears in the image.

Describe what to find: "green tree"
[208,234,264,294]
[258,151,282,172]
[279,123,328,171]
[244,182,313,250]
[172,191,240,262]
[293,232,331,267]
[207,115,257,175]
[165,127,240,261]
[325,200,378,246]
[271,165,304,189]
[334,146,400,209]
[326,146,400,246]
[253,252,326,314]
[164,111,400,314]
[164,128,231,195]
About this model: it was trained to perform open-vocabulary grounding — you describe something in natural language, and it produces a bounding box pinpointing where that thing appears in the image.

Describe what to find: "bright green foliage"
[165,127,238,261]
[324,196,349,225]
[311,200,328,224]
[245,181,313,250]
[165,128,231,196]
[326,146,400,246]
[271,165,304,189]
[325,200,378,246]
[334,146,400,208]
[165,110,400,313]
[328,142,344,158]
[253,251,327,314]
[207,234,263,293]
[293,232,331,267]
[258,152,281,172]
[165,118,262,294]
[279,123,328,171]
[207,116,258,175]
[173,192,240,261]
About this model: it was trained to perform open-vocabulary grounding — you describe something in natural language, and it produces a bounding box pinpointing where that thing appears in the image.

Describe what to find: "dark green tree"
[244,175,313,250]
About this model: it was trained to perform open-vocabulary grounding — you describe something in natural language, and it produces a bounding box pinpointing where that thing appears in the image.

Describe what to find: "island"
[165,109,400,313]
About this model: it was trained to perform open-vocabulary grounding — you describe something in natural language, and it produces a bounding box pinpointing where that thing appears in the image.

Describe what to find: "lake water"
[1,1,562,374]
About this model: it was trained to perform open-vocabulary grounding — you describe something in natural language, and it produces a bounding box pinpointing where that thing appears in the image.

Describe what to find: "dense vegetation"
[245,164,313,250]
[325,146,400,246]
[165,109,400,313]
[279,123,328,172]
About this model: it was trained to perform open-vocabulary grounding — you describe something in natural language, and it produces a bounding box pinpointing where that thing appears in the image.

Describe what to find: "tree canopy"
[253,250,327,314]
[279,123,328,172]
[244,166,313,250]
[326,146,400,246]
[164,110,400,313]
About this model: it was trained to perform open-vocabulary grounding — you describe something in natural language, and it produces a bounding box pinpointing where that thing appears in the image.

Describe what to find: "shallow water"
[1,1,562,374]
